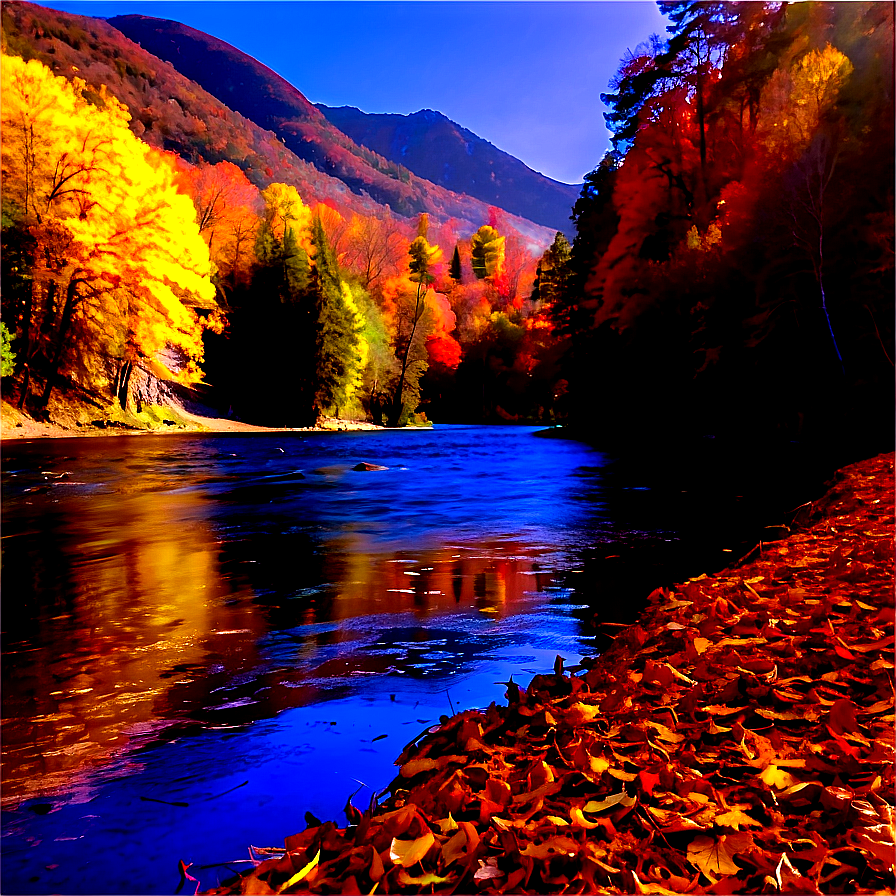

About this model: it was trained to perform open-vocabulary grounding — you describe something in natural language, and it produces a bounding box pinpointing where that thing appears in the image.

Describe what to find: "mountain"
[1,2,556,248]
[318,106,580,236]
[105,13,562,244]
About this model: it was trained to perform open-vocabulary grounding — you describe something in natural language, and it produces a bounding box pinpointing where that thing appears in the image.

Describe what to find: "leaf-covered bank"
[199,452,894,895]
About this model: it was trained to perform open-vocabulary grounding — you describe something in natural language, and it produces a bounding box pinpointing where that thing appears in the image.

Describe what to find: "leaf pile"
[204,453,894,895]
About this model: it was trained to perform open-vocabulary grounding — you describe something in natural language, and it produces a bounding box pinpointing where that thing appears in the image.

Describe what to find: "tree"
[449,244,463,283]
[470,225,505,281]
[0,53,216,412]
[1,322,16,377]
[178,160,261,296]
[341,212,405,293]
[531,232,572,310]
[309,214,364,417]
[386,235,443,426]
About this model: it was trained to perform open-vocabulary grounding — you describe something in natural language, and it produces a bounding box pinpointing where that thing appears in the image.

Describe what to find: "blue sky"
[37,1,669,185]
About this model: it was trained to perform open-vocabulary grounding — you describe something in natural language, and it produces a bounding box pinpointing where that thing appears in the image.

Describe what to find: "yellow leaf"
[396,870,453,886]
[389,830,435,867]
[570,806,604,829]
[441,830,469,865]
[400,755,464,777]
[277,849,320,892]
[437,813,458,834]
[645,721,685,743]
[631,870,689,895]
[714,808,762,830]
[760,765,798,789]
[608,768,638,782]
[583,792,635,813]
[687,833,751,876]
[590,756,610,776]
[693,637,712,654]
[565,702,601,725]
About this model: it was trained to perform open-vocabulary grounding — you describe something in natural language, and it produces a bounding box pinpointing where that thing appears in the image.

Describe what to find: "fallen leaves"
[688,832,754,876]
[201,453,895,895]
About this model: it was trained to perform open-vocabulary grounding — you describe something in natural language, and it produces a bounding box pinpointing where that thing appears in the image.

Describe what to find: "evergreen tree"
[470,225,505,280]
[531,232,572,309]
[309,214,363,417]
[449,244,463,283]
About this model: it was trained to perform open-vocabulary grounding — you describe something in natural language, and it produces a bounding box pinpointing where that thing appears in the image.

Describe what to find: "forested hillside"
[547,1,894,458]
[0,0,892,455]
[104,12,561,244]
[0,1,560,427]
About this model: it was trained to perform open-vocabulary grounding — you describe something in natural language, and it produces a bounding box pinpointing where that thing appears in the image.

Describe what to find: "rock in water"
[352,462,388,472]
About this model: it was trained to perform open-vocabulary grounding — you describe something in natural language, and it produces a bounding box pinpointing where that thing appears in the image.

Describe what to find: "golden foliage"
[1,52,217,392]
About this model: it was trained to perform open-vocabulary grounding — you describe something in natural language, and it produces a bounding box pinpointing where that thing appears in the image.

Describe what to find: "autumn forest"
[1,0,891,456]
[1,3,894,895]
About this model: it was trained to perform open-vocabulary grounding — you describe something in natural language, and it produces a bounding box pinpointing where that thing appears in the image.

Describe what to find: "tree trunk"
[387,284,426,427]
[39,276,81,409]
[117,360,133,410]
[16,280,36,411]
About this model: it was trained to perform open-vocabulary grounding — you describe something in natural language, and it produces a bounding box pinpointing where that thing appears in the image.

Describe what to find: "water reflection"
[1,428,605,813]
[1,428,829,894]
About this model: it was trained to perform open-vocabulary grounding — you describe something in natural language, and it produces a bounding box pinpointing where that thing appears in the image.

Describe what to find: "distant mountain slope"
[105,14,557,244]
[0,2,375,218]
[319,105,579,236]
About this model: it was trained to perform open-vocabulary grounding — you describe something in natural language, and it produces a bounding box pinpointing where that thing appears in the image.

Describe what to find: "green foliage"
[531,232,572,308]
[1,321,16,377]
[350,282,396,421]
[310,215,363,416]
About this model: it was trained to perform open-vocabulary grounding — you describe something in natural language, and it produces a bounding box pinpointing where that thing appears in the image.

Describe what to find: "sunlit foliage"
[1,52,217,411]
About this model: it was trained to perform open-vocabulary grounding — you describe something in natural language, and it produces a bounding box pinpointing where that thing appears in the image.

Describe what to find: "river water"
[0,425,823,894]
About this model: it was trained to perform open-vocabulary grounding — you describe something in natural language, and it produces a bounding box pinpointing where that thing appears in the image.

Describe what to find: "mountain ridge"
[107,13,574,237]
[1,2,556,248]
[317,104,580,236]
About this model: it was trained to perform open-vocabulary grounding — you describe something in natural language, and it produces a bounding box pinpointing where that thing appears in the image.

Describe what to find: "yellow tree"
[1,53,217,411]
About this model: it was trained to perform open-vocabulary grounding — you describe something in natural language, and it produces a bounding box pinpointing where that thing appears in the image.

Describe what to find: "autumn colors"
[0,0,894,894]
[1,1,893,454]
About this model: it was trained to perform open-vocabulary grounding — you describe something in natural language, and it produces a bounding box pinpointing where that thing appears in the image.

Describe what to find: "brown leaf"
[826,698,859,733]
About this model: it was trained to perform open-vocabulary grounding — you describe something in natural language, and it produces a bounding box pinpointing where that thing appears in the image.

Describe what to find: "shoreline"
[205,451,895,895]
[0,401,387,441]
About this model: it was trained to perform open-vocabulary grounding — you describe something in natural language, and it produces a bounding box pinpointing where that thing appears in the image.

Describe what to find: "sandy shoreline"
[0,403,386,441]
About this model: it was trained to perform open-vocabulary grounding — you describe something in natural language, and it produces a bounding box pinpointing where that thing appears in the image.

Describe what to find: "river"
[0,425,826,894]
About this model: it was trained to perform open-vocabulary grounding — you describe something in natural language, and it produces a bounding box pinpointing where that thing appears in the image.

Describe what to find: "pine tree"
[309,215,363,417]
[449,244,463,283]
[470,225,505,280]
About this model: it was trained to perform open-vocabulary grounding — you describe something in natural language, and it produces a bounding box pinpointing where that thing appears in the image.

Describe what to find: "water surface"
[0,425,818,894]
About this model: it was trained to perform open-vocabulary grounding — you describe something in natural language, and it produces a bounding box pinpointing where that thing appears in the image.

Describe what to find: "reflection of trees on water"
[1,474,566,808]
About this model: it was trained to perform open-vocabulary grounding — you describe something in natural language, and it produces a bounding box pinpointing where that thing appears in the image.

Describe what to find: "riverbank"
[202,451,895,895]
[0,399,384,440]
